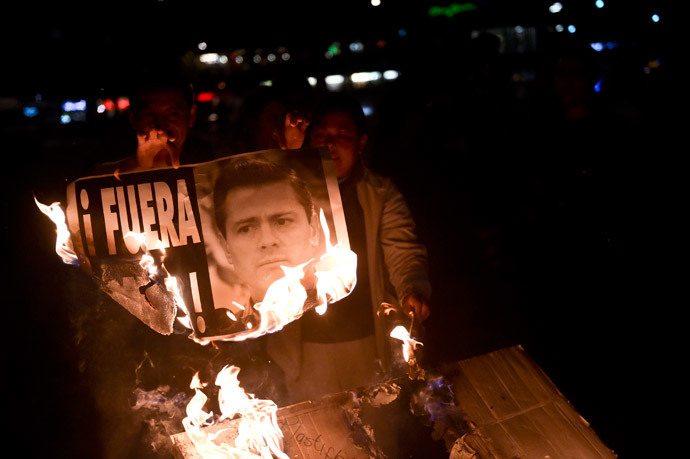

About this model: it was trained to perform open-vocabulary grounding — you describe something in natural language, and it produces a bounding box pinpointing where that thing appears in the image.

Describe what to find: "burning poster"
[61,147,354,343]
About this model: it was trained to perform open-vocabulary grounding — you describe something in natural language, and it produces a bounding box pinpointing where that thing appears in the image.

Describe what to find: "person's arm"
[378,180,432,322]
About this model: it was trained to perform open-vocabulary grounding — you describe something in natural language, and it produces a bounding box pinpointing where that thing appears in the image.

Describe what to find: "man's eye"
[237,225,253,234]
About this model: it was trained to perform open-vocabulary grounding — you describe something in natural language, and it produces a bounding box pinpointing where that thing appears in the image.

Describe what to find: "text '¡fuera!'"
[79,179,201,257]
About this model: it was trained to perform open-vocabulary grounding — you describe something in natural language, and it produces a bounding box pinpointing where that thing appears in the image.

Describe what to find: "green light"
[327,42,341,56]
[428,2,478,18]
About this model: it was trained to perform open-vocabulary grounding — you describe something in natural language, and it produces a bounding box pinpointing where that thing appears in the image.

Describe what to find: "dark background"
[3,1,674,457]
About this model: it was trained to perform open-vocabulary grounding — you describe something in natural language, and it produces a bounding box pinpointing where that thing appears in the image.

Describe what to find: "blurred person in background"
[93,71,213,175]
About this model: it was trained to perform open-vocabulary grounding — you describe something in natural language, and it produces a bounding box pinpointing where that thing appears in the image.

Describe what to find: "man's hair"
[127,72,195,112]
[213,158,316,238]
[309,93,367,135]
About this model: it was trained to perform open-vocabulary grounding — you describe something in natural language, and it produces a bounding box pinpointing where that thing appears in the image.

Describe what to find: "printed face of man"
[309,111,367,179]
[222,181,319,301]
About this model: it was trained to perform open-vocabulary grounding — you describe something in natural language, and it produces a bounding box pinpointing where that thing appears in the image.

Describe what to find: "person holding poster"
[93,73,213,175]
[269,93,432,404]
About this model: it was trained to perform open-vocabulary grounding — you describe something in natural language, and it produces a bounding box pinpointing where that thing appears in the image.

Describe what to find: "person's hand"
[280,111,310,150]
[401,292,431,323]
[135,128,181,169]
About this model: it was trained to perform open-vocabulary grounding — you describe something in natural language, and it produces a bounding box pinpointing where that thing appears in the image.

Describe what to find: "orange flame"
[34,198,78,266]
[183,366,289,458]
[390,325,423,363]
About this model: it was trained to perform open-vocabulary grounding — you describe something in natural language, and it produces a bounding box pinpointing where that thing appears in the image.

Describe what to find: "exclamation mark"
[189,272,205,333]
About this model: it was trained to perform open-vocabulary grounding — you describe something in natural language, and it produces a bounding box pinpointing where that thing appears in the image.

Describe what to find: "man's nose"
[258,223,279,249]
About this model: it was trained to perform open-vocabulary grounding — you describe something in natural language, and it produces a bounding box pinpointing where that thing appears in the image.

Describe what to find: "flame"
[212,209,357,342]
[34,198,79,266]
[182,366,289,458]
[390,325,423,363]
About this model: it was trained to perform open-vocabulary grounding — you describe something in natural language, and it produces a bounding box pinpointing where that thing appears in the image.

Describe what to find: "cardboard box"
[442,345,617,458]
[171,345,617,458]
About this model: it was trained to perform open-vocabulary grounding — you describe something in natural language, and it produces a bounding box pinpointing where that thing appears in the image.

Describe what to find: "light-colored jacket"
[266,165,432,381]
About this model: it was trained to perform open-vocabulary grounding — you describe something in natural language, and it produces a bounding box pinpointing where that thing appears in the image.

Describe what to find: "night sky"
[3,1,673,458]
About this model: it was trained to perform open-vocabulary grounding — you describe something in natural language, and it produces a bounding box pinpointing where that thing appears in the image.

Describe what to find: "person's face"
[129,88,196,168]
[309,111,367,179]
[222,181,319,301]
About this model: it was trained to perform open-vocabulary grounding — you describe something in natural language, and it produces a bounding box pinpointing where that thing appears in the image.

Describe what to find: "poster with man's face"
[64,147,354,342]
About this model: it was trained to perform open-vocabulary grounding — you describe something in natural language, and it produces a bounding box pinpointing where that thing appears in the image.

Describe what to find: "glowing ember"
[34,198,78,266]
[182,366,289,458]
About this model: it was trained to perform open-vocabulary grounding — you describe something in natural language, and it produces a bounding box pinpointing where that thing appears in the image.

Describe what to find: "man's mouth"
[258,258,288,268]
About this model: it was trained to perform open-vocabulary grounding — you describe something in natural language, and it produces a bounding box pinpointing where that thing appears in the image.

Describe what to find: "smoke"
[132,385,191,455]
[342,381,402,459]
[409,374,473,453]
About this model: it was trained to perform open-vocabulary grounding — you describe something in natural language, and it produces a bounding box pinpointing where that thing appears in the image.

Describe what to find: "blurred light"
[208,113,218,122]
[594,79,602,93]
[235,55,244,64]
[383,70,399,80]
[198,42,207,50]
[428,3,478,18]
[259,80,273,86]
[23,106,38,118]
[328,42,341,56]
[555,24,565,32]
[218,55,228,64]
[197,92,215,102]
[589,41,620,51]
[267,53,276,62]
[371,0,381,6]
[351,71,381,83]
[217,81,227,90]
[253,54,261,63]
[595,0,604,8]
[116,97,129,110]
[325,75,345,85]
[62,100,86,112]
[103,99,115,111]
[325,51,334,59]
[568,24,576,33]
[362,104,374,116]
[307,77,318,87]
[60,114,72,124]
[281,52,290,61]
[648,58,661,69]
[96,104,106,113]
[398,29,407,37]
[200,53,220,64]
[349,41,364,52]
[515,25,524,34]
[549,2,563,13]
[325,74,345,90]
[651,14,660,23]
[376,40,386,48]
